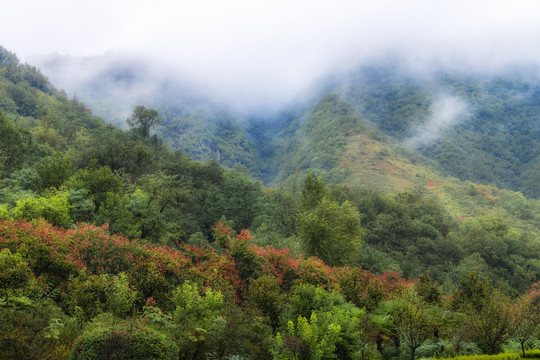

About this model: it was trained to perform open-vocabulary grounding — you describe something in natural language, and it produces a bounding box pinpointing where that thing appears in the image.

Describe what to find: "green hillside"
[1,45,539,360]
[332,67,540,198]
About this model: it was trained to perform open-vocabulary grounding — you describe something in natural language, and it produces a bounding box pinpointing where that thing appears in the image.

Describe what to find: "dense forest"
[0,46,539,359]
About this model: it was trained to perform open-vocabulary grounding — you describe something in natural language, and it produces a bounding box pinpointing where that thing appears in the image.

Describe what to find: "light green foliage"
[433,353,521,360]
[0,204,9,218]
[10,190,72,227]
[70,313,178,360]
[34,152,73,189]
[274,313,342,360]
[172,281,225,359]
[299,197,362,266]
[524,350,540,358]
[283,284,366,360]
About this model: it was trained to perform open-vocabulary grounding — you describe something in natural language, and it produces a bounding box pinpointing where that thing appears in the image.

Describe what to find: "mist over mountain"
[30,49,540,199]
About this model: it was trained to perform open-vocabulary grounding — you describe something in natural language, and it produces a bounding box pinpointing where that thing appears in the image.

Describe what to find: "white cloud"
[406,95,470,149]
[4,0,540,109]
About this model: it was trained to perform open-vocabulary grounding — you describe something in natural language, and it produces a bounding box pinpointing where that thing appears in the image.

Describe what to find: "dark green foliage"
[286,283,347,320]
[247,275,284,329]
[157,107,260,174]
[34,152,73,189]
[416,271,442,305]
[127,105,160,139]
[67,161,123,209]
[453,272,493,312]
[300,170,327,210]
[466,291,516,355]
[0,111,34,176]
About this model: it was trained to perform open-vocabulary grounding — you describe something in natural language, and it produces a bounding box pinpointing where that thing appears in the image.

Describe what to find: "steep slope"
[332,66,540,198]
[35,52,262,174]
[28,49,540,233]
[262,93,540,241]
[36,54,540,198]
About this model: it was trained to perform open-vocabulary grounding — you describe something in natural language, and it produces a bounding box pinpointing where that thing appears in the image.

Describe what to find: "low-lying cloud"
[406,95,470,149]
[3,0,540,111]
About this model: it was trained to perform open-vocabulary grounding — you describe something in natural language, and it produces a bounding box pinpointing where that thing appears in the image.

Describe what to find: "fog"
[406,95,470,149]
[3,0,540,112]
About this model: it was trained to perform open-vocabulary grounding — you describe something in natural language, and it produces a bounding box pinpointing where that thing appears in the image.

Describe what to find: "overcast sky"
[3,0,540,109]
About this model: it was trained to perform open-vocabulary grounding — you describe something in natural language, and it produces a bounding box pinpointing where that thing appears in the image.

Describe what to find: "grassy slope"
[335,128,540,236]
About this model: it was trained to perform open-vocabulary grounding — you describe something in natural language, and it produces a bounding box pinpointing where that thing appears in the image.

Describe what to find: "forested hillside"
[39,54,540,199]
[0,46,539,359]
[331,67,540,198]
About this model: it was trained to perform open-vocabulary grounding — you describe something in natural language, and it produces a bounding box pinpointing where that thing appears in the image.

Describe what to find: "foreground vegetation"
[1,219,539,359]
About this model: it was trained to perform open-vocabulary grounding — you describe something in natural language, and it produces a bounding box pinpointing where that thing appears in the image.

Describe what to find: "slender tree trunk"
[393,335,400,349]
[377,337,383,357]
[411,347,416,360]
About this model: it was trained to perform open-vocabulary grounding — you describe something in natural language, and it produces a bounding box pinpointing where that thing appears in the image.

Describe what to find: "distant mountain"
[34,51,540,199]
[327,66,540,198]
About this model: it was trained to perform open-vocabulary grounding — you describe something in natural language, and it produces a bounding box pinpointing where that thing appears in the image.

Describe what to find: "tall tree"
[513,283,540,357]
[127,105,160,139]
[298,197,362,266]
[466,291,516,355]
[392,299,443,360]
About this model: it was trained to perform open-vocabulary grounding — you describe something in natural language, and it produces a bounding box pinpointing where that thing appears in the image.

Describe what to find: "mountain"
[35,53,540,200]
[330,66,540,198]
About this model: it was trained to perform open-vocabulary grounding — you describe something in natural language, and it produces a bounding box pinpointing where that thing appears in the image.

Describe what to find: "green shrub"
[10,190,72,227]
[70,314,177,360]
[523,350,540,358]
